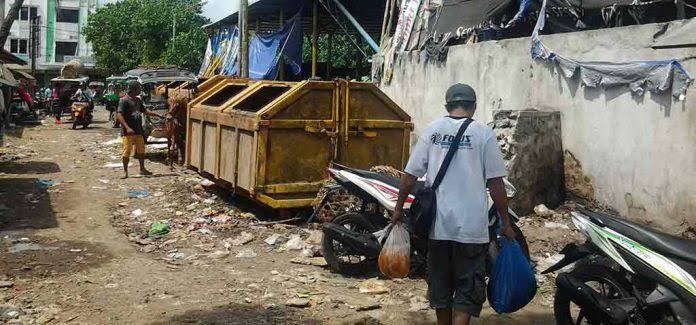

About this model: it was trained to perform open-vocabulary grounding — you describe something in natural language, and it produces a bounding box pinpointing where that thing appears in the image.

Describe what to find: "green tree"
[84,0,208,74]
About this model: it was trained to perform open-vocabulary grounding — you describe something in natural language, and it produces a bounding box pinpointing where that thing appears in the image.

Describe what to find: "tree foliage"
[84,0,208,74]
[301,33,373,69]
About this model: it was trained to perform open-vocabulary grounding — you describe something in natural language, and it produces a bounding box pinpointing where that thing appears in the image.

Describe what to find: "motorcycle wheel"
[322,212,379,276]
[109,111,119,128]
[72,118,79,130]
[554,263,632,325]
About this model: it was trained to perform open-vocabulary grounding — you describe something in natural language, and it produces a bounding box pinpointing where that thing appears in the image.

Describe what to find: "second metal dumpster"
[186,79,412,209]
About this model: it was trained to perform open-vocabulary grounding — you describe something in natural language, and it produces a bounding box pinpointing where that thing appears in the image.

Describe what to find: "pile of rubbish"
[312,165,402,223]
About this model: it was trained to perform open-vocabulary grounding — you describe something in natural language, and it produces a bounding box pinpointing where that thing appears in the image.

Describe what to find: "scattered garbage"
[534,204,554,218]
[34,179,59,188]
[235,249,257,258]
[208,250,230,259]
[358,279,390,294]
[148,221,170,237]
[378,224,410,279]
[229,232,254,246]
[131,209,144,217]
[488,238,537,314]
[199,179,215,187]
[0,281,13,288]
[285,298,310,308]
[24,194,39,204]
[127,189,150,199]
[104,162,132,168]
[290,257,327,267]
[98,179,110,184]
[101,138,122,146]
[167,251,185,261]
[408,296,430,312]
[544,221,570,230]
[264,233,284,246]
[285,234,308,251]
[239,212,255,219]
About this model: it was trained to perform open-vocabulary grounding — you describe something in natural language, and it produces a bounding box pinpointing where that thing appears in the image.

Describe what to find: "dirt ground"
[0,108,575,324]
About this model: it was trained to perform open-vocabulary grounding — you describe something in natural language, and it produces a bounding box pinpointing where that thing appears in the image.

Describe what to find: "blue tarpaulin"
[248,12,303,79]
[531,0,693,99]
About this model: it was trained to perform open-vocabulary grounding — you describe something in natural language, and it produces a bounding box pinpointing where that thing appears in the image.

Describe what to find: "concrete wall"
[380,19,696,235]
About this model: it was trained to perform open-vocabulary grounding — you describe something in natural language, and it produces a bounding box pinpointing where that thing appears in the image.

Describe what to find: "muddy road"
[0,109,561,324]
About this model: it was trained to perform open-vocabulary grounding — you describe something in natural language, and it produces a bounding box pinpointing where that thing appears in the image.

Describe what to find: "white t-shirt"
[404,117,507,244]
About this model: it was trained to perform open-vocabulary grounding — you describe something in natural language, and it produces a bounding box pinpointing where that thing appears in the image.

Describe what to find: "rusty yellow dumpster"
[186,79,412,209]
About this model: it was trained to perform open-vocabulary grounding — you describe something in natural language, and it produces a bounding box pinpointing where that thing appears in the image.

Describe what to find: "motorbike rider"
[392,83,515,325]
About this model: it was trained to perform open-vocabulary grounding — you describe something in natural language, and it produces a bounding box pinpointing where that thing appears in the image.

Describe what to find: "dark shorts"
[427,240,488,316]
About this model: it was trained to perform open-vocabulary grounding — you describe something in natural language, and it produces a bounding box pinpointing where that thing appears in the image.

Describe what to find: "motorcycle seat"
[337,166,425,193]
[581,209,696,264]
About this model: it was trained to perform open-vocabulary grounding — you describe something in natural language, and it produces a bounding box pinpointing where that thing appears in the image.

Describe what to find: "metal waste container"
[187,78,412,209]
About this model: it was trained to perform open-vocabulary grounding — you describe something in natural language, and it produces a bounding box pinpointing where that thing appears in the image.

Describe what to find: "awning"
[0,64,19,87]
[0,49,26,65]
[10,69,35,80]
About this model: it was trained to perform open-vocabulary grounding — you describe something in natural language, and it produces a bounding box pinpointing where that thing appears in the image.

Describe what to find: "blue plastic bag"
[487,238,537,313]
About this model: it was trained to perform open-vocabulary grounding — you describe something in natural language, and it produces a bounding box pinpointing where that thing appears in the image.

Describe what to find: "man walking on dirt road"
[116,80,163,178]
[392,83,516,325]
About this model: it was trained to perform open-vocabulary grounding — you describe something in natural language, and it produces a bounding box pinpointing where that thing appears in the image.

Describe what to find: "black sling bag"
[410,118,473,239]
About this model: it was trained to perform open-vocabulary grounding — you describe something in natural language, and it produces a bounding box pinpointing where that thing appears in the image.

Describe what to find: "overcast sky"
[98,0,235,23]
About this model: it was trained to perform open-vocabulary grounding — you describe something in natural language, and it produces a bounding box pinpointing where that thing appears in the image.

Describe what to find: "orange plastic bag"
[378,223,410,278]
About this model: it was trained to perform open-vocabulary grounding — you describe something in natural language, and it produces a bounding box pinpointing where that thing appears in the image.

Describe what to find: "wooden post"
[676,0,686,19]
[240,0,249,78]
[326,33,332,78]
[311,0,319,78]
[385,0,397,39]
[380,0,391,46]
[278,10,285,81]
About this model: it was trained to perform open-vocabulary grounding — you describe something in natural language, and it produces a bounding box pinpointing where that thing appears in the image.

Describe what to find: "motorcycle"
[8,97,38,124]
[314,163,529,276]
[70,102,92,129]
[542,209,696,324]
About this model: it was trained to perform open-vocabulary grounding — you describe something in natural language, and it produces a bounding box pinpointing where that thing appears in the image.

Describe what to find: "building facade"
[1,0,99,84]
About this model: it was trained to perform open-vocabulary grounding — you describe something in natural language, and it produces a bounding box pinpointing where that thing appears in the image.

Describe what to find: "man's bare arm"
[392,173,418,224]
[116,112,133,134]
[487,177,515,240]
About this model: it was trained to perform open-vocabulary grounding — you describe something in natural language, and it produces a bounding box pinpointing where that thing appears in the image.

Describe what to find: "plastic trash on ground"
[377,223,410,279]
[148,221,170,237]
[487,238,537,313]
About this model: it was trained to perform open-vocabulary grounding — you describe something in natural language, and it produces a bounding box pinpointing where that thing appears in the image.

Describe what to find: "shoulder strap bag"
[409,118,474,239]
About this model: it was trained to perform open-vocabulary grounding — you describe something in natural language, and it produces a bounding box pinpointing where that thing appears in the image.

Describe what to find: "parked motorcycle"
[70,102,92,129]
[8,98,38,124]
[314,163,529,276]
[542,209,696,324]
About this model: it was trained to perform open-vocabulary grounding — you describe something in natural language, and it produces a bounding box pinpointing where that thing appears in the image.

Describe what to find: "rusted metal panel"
[186,78,412,209]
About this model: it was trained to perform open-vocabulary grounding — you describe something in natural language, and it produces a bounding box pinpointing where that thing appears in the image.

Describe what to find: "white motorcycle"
[542,209,696,324]
[313,163,529,276]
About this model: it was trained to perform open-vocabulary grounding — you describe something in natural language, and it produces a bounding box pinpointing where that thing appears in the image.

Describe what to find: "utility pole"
[239,0,249,78]
[278,10,285,81]
[311,0,319,78]
[172,13,177,53]
[30,15,40,77]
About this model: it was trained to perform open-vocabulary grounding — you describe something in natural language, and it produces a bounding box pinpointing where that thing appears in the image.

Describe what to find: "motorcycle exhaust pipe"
[556,273,629,324]
[322,223,382,258]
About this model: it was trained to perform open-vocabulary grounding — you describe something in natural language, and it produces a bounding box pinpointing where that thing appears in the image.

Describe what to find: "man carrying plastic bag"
[392,83,515,325]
